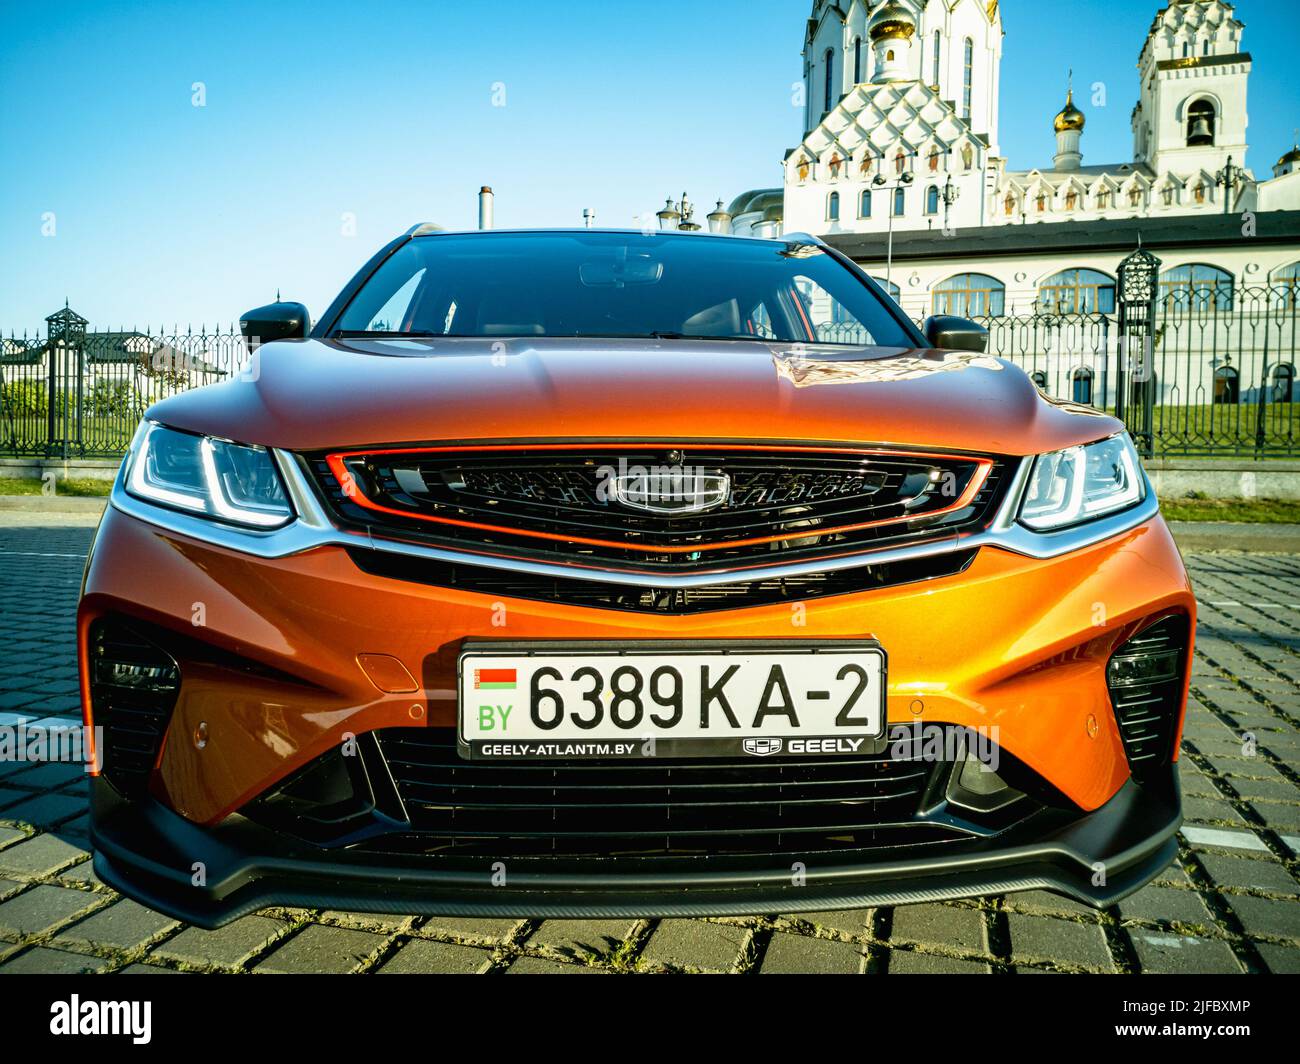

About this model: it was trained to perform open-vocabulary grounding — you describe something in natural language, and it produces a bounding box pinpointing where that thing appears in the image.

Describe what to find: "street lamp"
[941,173,960,232]
[657,192,701,231]
[873,155,915,290]
[706,199,733,234]
[1215,156,1245,215]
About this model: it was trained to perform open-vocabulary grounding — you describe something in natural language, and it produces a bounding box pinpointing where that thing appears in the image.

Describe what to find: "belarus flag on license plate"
[474,668,518,691]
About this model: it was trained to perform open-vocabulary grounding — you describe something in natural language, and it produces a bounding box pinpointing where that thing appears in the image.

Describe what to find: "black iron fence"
[2,282,1298,459]
[1,309,244,458]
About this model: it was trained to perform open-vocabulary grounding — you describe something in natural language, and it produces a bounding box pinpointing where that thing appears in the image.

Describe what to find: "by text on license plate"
[457,641,886,760]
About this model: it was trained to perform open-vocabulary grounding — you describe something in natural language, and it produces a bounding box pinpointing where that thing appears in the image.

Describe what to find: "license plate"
[457,641,886,760]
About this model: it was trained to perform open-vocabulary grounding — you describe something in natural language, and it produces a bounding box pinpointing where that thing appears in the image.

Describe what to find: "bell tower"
[1133,1,1250,178]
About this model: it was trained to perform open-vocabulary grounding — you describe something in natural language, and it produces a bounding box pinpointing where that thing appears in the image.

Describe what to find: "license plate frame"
[457,639,888,761]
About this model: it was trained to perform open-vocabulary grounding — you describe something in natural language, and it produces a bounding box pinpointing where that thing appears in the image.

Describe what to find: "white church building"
[724,0,1300,323]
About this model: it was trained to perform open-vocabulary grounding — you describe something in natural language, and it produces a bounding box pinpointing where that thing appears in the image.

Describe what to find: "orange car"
[79,229,1193,927]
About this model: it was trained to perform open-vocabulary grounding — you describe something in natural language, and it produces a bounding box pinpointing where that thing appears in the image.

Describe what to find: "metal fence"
[1,308,244,458]
[2,282,1298,459]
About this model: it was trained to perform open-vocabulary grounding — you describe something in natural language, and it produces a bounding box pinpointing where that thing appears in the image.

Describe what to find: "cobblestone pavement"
[0,515,1298,974]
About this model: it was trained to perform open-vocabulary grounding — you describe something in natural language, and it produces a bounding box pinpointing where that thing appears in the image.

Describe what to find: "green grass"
[0,476,112,497]
[1159,495,1300,523]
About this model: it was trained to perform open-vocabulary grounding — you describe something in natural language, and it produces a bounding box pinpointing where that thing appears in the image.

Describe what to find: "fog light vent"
[1106,615,1189,783]
[89,619,181,797]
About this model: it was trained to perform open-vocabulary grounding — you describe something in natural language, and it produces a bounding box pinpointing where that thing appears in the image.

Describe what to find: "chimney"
[478,186,494,230]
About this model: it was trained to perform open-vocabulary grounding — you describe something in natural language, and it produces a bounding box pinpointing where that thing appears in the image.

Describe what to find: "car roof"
[403,225,824,248]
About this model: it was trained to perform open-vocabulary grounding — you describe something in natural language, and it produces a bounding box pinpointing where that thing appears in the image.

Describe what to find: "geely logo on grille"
[743,737,783,757]
[607,465,731,516]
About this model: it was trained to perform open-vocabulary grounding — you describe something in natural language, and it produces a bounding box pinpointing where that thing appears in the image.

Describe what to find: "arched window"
[827,191,840,221]
[1187,99,1215,146]
[871,276,901,301]
[1272,262,1300,310]
[1071,367,1095,406]
[962,38,974,120]
[1030,371,1049,390]
[1213,364,1239,405]
[892,187,906,216]
[932,273,1006,318]
[932,31,941,86]
[853,38,862,83]
[859,189,872,218]
[824,49,835,113]
[1272,363,1295,404]
[1160,264,1234,311]
[1202,38,1210,56]
[1182,41,1191,58]
[1038,269,1117,314]
[925,186,940,214]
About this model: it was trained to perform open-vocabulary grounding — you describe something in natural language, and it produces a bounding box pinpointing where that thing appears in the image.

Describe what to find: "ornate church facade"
[722,1,1299,323]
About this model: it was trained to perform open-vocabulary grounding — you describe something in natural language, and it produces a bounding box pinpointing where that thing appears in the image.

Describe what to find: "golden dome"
[868,2,917,43]
[1054,89,1086,133]
[1278,146,1300,169]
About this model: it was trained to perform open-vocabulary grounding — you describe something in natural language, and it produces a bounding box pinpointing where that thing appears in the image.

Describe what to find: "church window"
[1036,193,1047,212]
[824,49,835,113]
[887,49,895,61]
[1097,188,1111,209]
[1202,39,1210,56]
[932,31,941,86]
[1194,182,1206,204]
[1004,192,1016,216]
[926,186,940,214]
[932,273,1005,318]
[827,191,840,221]
[859,189,873,218]
[1065,189,1078,210]
[1071,368,1095,406]
[1159,263,1234,312]
[1162,186,1174,206]
[854,38,862,83]
[1039,269,1117,314]
[892,187,905,216]
[962,38,974,120]
[1274,262,1300,311]
[1129,187,1142,206]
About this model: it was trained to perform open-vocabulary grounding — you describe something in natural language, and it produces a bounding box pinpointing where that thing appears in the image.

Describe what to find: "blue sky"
[1,0,1295,328]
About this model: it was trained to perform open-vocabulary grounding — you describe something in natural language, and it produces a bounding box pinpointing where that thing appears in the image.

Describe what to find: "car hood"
[147,336,1121,457]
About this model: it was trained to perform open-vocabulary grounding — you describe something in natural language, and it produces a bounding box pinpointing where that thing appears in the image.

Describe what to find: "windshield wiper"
[331,329,445,339]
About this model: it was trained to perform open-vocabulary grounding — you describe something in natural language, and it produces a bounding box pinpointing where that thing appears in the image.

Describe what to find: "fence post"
[44,303,88,462]
[1116,246,1162,457]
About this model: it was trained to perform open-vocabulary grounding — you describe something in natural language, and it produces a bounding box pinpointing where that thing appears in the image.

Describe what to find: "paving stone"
[378,938,492,974]
[1,792,85,828]
[1256,943,1300,974]
[0,826,25,848]
[1182,795,1247,825]
[527,920,637,956]
[8,763,90,789]
[0,884,102,936]
[641,920,748,972]
[419,917,520,941]
[760,933,864,974]
[1224,893,1300,939]
[888,950,992,973]
[0,946,108,974]
[1129,932,1242,974]
[154,915,288,968]
[1118,885,1216,927]
[318,910,415,932]
[507,955,607,973]
[1004,913,1113,970]
[0,832,87,876]
[791,909,872,936]
[57,898,179,951]
[117,963,191,974]
[1003,890,1097,917]
[1248,802,1300,832]
[253,924,389,974]
[890,903,987,954]
[1197,852,1299,896]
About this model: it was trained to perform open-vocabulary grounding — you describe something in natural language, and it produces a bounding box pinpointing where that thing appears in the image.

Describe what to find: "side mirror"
[240,302,310,352]
[922,314,988,353]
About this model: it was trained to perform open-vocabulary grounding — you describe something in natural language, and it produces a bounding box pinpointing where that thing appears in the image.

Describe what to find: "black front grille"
[88,619,181,797]
[306,446,1008,571]
[346,546,979,613]
[370,729,951,857]
[1107,615,1190,783]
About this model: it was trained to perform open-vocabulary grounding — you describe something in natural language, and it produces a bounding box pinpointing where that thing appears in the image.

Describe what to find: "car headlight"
[125,422,294,529]
[1018,433,1145,531]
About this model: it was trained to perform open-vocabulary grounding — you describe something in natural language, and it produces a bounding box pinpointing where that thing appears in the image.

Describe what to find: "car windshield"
[332,231,914,348]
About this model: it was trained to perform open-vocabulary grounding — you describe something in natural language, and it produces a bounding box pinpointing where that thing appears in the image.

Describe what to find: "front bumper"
[90,765,1181,929]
